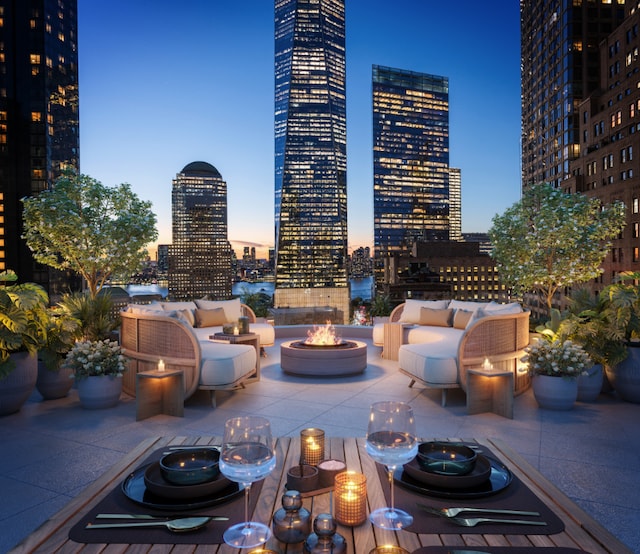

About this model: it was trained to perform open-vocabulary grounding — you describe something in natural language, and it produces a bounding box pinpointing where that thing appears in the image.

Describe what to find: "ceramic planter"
[577,364,603,402]
[76,375,122,409]
[605,344,640,403]
[36,361,74,400]
[0,352,37,416]
[532,374,578,410]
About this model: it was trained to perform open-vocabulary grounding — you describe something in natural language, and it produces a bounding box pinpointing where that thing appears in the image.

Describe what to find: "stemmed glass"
[365,401,418,529]
[219,415,276,548]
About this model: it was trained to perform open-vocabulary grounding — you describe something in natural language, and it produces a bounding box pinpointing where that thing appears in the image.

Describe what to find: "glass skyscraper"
[0,0,79,292]
[521,0,626,189]
[273,0,349,322]
[168,162,232,301]
[372,65,450,283]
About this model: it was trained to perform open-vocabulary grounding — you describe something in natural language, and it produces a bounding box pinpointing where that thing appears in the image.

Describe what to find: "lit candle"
[483,357,492,370]
[335,471,367,526]
[300,428,324,466]
[158,359,165,372]
[233,325,239,335]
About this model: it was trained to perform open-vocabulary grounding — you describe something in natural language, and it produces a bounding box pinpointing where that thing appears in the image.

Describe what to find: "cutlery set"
[85,514,229,533]
[417,503,545,527]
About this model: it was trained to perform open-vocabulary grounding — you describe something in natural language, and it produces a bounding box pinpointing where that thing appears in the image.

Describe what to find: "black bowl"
[159,448,220,485]
[416,442,477,476]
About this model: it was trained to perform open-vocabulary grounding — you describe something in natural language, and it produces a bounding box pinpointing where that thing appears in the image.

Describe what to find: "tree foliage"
[488,183,626,314]
[22,171,158,298]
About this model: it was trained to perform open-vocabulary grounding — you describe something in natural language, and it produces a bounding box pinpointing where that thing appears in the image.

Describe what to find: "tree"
[488,183,625,316]
[22,171,158,299]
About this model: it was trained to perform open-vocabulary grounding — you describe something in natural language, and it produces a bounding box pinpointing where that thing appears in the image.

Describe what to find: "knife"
[96,513,228,520]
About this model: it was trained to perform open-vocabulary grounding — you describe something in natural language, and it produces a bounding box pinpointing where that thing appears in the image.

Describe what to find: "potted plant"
[58,291,119,341]
[0,270,49,415]
[522,338,591,410]
[65,339,127,409]
[36,307,82,400]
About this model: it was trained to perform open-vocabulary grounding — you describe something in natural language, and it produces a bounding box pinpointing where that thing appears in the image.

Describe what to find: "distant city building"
[372,65,451,287]
[167,162,233,300]
[349,246,372,279]
[0,0,79,293]
[565,2,640,295]
[449,168,462,242]
[157,244,169,276]
[273,0,350,323]
[381,241,507,306]
[521,0,626,189]
[462,233,493,255]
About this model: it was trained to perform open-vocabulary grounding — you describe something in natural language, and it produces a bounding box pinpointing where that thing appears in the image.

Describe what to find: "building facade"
[168,162,232,300]
[521,0,626,190]
[273,0,349,323]
[0,0,79,291]
[449,168,462,242]
[372,65,451,286]
[565,2,640,293]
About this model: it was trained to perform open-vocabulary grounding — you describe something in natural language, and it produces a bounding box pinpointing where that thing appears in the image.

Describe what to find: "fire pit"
[280,322,367,376]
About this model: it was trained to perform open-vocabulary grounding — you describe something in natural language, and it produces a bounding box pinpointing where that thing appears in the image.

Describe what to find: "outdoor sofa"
[373,299,531,405]
[120,298,275,407]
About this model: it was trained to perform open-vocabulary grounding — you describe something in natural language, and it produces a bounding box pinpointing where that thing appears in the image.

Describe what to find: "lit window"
[31,112,42,122]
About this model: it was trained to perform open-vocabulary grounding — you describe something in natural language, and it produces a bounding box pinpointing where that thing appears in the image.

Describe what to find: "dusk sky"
[77,1,522,259]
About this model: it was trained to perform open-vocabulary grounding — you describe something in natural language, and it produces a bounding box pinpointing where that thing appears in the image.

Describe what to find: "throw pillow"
[399,299,450,323]
[419,307,453,327]
[453,309,473,329]
[448,299,490,312]
[194,307,227,328]
[195,298,242,322]
[466,307,489,328]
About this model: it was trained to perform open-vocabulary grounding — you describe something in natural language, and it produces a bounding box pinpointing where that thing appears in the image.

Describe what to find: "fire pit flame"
[305,321,342,346]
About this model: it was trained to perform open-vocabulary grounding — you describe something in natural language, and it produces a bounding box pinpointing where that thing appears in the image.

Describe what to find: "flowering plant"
[65,339,127,380]
[521,339,591,378]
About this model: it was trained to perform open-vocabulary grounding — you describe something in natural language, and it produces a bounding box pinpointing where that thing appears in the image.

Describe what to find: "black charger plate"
[393,455,512,499]
[122,463,245,510]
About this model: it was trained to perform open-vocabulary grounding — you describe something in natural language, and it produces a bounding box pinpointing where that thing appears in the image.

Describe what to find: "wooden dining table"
[8,435,633,554]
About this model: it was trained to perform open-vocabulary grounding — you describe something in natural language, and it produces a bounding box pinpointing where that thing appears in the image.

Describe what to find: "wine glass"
[365,401,418,529]
[219,415,276,548]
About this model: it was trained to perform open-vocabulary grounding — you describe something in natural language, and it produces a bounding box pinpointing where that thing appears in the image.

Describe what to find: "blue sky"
[78,1,522,258]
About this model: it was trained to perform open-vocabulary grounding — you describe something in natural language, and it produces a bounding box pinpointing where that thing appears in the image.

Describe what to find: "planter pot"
[605,344,640,403]
[36,361,74,400]
[532,374,578,410]
[577,364,603,403]
[0,352,38,416]
[76,375,122,409]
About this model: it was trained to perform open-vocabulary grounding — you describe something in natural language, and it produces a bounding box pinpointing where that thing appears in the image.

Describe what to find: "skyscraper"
[168,161,232,300]
[521,0,626,189]
[274,0,349,322]
[0,0,79,291]
[448,168,462,242]
[372,65,450,285]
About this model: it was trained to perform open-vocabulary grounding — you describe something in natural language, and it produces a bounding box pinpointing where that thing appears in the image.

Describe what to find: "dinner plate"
[122,463,244,510]
[402,454,492,489]
[394,455,512,499]
[143,461,231,500]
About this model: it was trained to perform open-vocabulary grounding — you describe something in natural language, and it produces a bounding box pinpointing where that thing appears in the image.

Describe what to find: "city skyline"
[77,0,521,259]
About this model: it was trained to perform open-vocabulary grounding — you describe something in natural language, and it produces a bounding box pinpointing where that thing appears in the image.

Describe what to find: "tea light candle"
[158,359,165,372]
[300,428,325,466]
[233,325,239,335]
[482,357,492,370]
[334,471,367,526]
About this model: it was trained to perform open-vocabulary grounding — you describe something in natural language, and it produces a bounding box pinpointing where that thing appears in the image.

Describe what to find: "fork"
[449,517,547,527]
[417,503,540,518]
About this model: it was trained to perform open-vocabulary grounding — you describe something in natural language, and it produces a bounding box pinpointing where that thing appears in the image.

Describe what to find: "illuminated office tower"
[274,0,349,323]
[373,65,450,284]
[521,0,625,189]
[0,0,79,292]
[168,162,232,300]
[449,168,462,242]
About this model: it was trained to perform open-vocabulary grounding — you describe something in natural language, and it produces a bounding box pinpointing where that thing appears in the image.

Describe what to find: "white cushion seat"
[199,342,256,387]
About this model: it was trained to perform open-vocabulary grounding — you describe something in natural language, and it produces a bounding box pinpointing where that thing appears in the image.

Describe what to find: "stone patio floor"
[1,335,639,552]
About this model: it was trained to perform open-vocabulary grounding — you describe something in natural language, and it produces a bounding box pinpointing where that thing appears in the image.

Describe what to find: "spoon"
[86,516,212,533]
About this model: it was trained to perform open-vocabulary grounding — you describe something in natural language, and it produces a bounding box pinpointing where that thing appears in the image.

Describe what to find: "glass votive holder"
[286,464,319,492]
[222,323,234,335]
[317,459,347,488]
[334,471,367,526]
[239,315,250,334]
[247,549,279,554]
[369,547,410,554]
[300,428,325,466]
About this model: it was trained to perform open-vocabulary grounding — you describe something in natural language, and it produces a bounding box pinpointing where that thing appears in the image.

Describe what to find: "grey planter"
[0,352,37,415]
[605,345,640,403]
[577,364,603,402]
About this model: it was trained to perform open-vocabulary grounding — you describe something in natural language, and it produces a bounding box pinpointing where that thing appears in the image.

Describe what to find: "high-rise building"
[273,0,349,323]
[168,162,232,300]
[0,0,79,292]
[449,168,462,242]
[372,65,450,285]
[521,0,626,189]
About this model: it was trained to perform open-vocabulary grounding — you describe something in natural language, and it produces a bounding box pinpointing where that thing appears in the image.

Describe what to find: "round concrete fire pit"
[280,339,367,376]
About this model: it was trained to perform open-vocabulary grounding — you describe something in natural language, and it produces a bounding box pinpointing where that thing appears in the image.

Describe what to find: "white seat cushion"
[199,342,256,386]
[398,342,459,386]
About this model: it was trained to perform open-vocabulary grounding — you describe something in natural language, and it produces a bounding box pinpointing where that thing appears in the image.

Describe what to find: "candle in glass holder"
[300,428,325,466]
[334,471,367,526]
[157,359,165,372]
[482,357,492,370]
[233,324,239,336]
